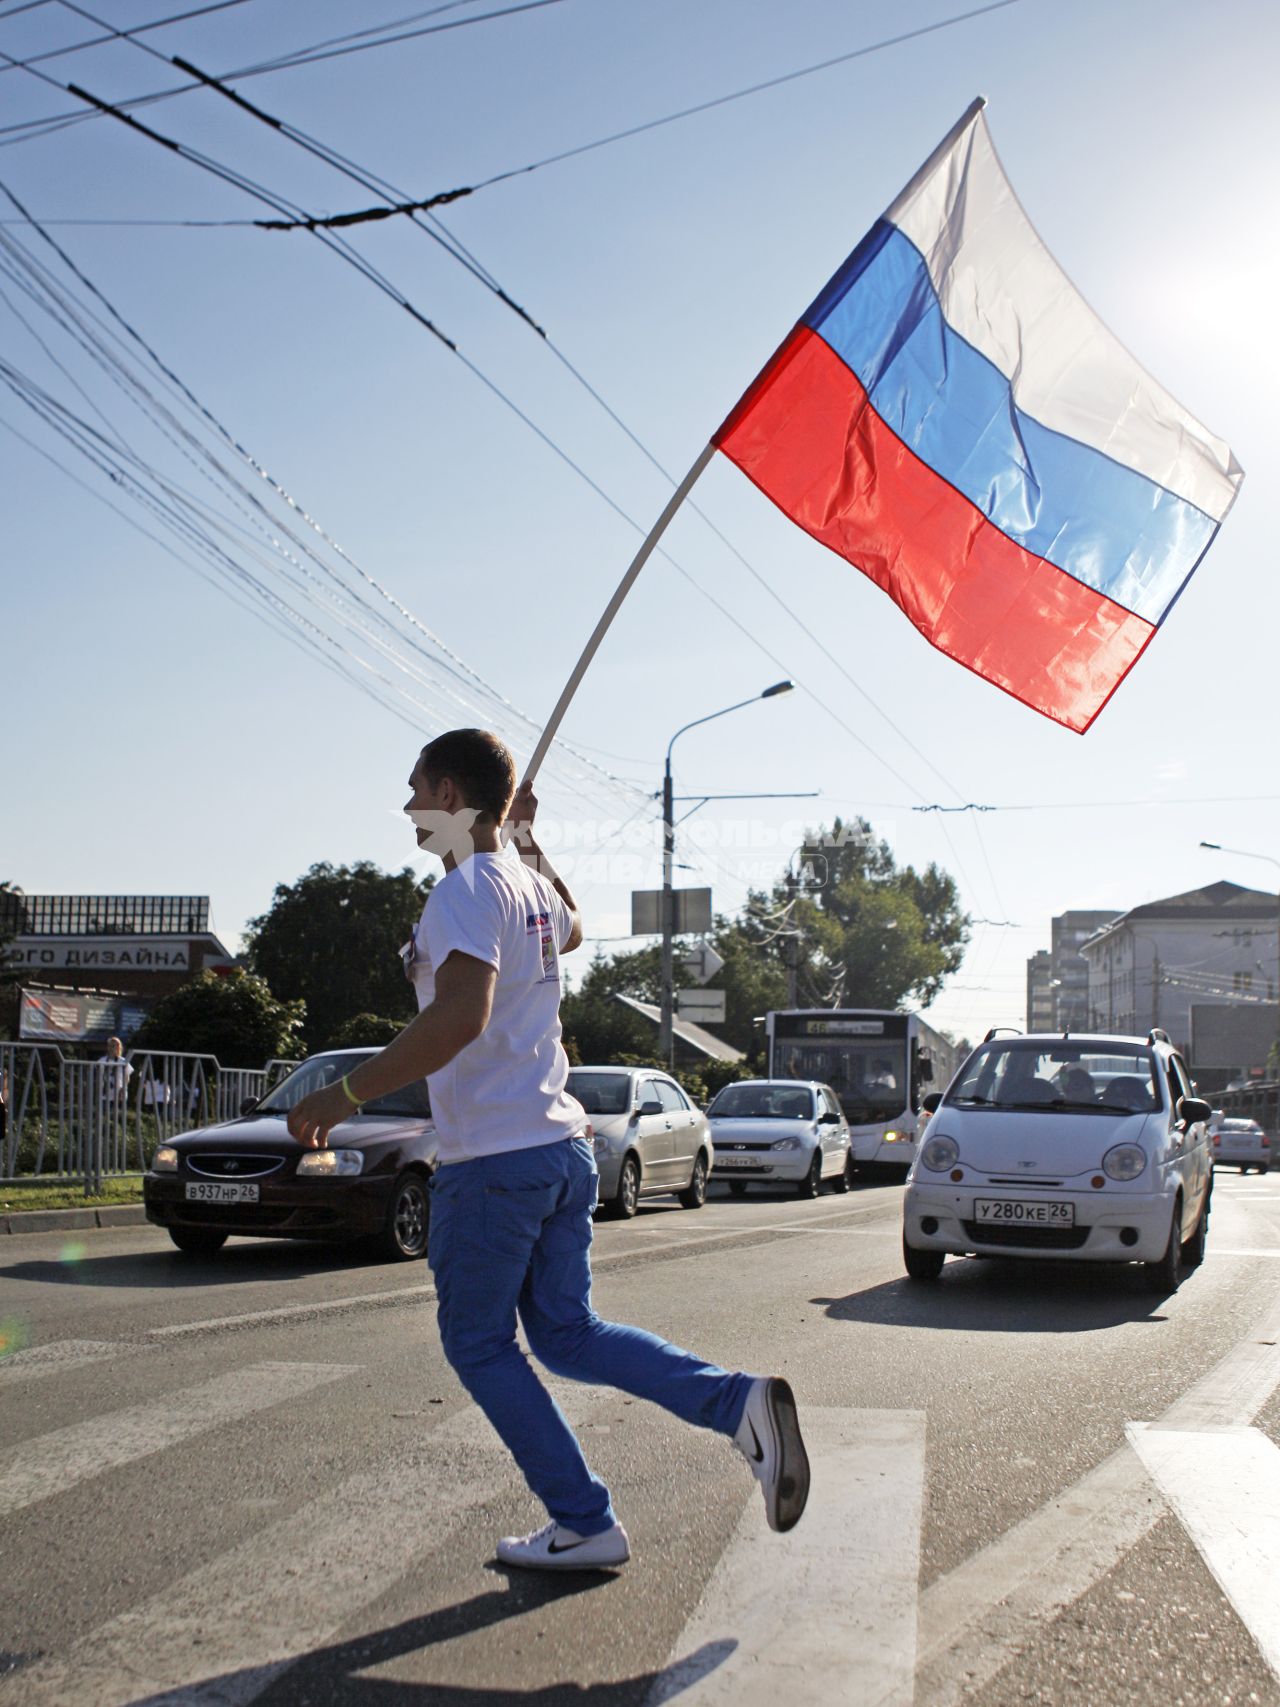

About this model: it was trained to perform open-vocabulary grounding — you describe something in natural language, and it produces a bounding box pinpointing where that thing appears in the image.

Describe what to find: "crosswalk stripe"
[647,1408,926,1707]
[0,1361,358,1519]
[0,1451,504,1707]
[1127,1423,1280,1679]
[0,1340,153,1383]
[915,1299,1280,1706]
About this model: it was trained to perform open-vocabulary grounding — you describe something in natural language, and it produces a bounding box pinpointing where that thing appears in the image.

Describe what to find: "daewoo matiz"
[902,1030,1213,1292]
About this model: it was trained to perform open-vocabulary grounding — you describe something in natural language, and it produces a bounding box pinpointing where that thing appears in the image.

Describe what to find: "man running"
[287,728,809,1569]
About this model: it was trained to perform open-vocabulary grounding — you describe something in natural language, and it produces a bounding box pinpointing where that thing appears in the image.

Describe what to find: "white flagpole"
[518,441,716,789]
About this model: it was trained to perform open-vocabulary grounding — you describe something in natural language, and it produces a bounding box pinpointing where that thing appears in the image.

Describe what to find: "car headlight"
[920,1135,959,1171]
[296,1149,363,1177]
[771,1138,802,1151]
[151,1146,179,1173]
[1102,1143,1146,1181]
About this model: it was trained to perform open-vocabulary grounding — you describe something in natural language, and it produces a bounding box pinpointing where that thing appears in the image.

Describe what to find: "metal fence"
[1,1044,298,1192]
[1216,1080,1280,1135]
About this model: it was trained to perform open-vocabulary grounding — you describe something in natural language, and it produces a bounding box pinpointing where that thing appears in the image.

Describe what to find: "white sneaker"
[733,1376,810,1533]
[495,1519,631,1571]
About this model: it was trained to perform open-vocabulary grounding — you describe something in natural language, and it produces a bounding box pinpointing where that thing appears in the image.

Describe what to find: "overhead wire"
[1,0,1028,933]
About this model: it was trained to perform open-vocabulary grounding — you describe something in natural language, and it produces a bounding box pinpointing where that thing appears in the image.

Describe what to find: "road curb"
[1,1204,149,1235]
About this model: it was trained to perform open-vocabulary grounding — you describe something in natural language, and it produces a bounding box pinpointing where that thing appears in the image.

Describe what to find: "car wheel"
[679,1151,709,1210]
[605,1153,641,1219]
[903,1234,945,1280]
[830,1151,853,1193]
[168,1227,227,1256]
[728,1181,749,1197]
[798,1149,824,1198]
[378,1171,431,1261]
[1181,1193,1209,1268]
[1144,1198,1183,1294]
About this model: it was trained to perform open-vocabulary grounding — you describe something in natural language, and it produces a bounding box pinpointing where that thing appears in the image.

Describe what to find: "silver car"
[567,1066,714,1219]
[1212,1116,1271,1173]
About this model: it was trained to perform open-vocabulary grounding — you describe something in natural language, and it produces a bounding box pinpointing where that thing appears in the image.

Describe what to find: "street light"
[1199,840,1280,1015]
[660,682,794,1063]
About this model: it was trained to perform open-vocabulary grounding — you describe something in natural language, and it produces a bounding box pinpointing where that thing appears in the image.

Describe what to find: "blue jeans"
[427,1135,752,1535]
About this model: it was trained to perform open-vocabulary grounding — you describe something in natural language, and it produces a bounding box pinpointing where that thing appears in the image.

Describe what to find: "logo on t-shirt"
[526,910,557,982]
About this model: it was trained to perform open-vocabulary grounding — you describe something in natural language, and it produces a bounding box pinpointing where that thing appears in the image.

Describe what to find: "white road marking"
[0,1455,503,1707]
[914,1299,1280,1706]
[148,1284,434,1338]
[1206,1247,1280,1258]
[0,1361,357,1518]
[648,1408,926,1707]
[1128,1424,1280,1678]
[0,1339,154,1382]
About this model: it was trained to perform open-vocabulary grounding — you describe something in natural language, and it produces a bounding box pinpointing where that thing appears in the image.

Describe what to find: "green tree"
[324,1012,408,1050]
[244,862,433,1051]
[781,819,969,1010]
[130,970,304,1065]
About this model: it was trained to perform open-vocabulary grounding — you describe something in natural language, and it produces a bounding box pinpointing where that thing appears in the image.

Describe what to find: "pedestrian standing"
[101,1036,132,1104]
[287,728,809,1569]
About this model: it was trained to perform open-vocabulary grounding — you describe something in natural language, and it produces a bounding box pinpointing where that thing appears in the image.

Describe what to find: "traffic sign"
[631,888,712,936]
[676,989,726,1025]
[680,940,724,986]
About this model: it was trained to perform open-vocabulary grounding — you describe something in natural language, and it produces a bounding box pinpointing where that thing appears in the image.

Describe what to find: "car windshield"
[257,1053,431,1121]
[566,1072,633,1115]
[947,1041,1159,1113]
[708,1083,815,1120]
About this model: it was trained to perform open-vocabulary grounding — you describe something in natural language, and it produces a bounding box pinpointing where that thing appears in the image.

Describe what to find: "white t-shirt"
[409,849,586,1162]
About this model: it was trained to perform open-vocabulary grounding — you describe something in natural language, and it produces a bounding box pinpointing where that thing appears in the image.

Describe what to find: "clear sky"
[2,0,1277,1045]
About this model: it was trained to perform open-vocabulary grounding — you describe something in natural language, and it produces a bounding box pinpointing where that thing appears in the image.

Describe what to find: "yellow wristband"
[340,1073,362,1108]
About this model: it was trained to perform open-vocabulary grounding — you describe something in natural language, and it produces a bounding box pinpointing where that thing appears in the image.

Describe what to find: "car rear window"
[566,1072,632,1115]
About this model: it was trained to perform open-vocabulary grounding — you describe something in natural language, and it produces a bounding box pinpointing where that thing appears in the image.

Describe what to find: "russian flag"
[713,99,1243,732]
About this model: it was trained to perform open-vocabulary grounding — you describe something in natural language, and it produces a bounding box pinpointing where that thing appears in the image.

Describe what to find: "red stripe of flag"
[714,326,1156,733]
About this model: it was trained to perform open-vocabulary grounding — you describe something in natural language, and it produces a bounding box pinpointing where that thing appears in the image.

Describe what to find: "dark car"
[143,1049,436,1261]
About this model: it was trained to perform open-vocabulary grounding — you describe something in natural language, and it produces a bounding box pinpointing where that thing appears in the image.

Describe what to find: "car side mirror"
[921,1091,943,1114]
[1179,1095,1212,1128]
[638,1099,663,1118]
[239,1096,260,1116]
[819,1110,840,1125]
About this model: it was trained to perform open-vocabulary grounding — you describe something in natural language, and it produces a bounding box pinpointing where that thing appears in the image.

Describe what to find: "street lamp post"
[1199,840,1280,1040]
[660,682,793,1065]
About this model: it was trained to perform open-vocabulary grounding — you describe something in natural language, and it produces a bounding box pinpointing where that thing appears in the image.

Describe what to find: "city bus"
[764,1008,963,1180]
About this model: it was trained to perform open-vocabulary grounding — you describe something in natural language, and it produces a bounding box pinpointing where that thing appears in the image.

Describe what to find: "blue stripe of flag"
[801,220,1214,625]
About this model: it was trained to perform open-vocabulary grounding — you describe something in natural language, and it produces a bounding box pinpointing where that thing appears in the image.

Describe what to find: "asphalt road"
[4,1172,1280,1705]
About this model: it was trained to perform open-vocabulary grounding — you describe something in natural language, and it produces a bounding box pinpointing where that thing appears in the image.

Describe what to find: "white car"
[566,1066,713,1219]
[902,1030,1213,1292]
[706,1079,853,1196]
[1212,1117,1271,1174]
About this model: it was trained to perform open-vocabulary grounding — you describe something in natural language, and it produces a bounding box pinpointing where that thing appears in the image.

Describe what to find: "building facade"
[1026,949,1054,1031]
[1051,910,1117,1031]
[3,893,234,1040]
[1080,881,1278,1071]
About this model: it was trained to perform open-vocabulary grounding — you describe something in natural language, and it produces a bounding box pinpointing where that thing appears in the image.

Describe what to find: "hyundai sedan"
[143,1049,436,1260]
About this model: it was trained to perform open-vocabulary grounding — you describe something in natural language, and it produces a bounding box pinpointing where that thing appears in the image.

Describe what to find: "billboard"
[19,988,149,1043]
[1190,1003,1280,1071]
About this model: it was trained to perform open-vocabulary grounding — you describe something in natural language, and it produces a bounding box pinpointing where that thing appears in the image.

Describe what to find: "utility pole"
[659,757,675,1065]
[785,865,799,1007]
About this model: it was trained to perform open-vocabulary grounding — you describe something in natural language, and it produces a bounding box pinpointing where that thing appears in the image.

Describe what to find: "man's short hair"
[419,729,516,822]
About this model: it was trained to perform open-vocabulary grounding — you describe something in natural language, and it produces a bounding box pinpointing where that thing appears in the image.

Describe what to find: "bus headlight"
[921,1136,960,1172]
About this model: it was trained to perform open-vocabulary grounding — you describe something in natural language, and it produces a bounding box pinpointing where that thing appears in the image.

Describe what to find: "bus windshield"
[775,1038,907,1123]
